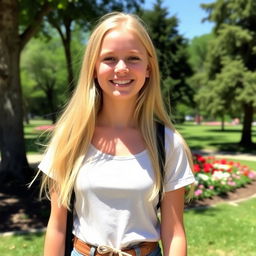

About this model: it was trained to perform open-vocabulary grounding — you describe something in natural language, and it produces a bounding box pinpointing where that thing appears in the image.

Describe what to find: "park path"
[27,150,255,165]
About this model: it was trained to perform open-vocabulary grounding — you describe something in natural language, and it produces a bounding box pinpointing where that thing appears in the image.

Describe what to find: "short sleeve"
[38,147,54,179]
[163,128,195,192]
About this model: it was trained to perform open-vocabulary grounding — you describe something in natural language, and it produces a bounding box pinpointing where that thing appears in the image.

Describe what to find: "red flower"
[203,163,213,173]
[194,164,201,173]
[220,159,227,164]
[243,170,250,176]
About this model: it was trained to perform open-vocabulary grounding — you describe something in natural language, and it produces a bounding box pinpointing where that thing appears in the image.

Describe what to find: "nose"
[114,60,129,74]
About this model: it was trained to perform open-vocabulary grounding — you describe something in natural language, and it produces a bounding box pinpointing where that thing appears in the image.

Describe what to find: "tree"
[188,34,214,73]
[200,0,256,147]
[141,0,193,118]
[21,36,68,123]
[188,34,214,124]
[0,0,72,182]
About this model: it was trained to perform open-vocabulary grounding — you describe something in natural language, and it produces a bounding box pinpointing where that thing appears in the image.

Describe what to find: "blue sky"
[143,0,215,39]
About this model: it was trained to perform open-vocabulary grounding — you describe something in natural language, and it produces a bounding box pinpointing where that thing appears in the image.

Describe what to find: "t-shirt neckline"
[89,144,147,160]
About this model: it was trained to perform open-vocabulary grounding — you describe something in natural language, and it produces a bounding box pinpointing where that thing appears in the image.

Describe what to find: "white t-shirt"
[39,127,195,249]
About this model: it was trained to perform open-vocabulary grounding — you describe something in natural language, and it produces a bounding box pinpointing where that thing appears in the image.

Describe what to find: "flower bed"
[191,154,256,199]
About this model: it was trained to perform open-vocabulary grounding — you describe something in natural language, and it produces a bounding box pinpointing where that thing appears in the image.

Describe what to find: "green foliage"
[141,0,193,113]
[196,0,256,145]
[188,33,214,72]
[21,36,68,120]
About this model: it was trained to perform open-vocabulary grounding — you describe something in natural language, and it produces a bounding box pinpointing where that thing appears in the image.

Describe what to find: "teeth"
[113,80,131,85]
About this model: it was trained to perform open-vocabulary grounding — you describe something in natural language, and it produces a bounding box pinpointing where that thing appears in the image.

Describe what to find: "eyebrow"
[100,49,142,56]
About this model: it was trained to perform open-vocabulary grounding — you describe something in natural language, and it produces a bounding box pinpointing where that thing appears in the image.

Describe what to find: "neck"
[97,98,137,128]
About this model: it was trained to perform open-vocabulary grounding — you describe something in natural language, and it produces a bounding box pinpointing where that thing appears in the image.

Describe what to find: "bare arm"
[160,187,187,256]
[44,190,67,256]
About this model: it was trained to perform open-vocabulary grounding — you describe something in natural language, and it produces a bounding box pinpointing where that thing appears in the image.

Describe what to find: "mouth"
[111,80,133,87]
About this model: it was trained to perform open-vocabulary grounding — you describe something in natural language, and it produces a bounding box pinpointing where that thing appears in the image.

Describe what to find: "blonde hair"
[40,12,194,208]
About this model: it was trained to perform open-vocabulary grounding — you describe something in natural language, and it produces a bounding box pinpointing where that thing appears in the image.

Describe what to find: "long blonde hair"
[41,12,194,208]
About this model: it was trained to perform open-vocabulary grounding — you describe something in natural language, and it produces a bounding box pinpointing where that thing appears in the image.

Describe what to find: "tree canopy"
[197,0,256,146]
[142,0,193,118]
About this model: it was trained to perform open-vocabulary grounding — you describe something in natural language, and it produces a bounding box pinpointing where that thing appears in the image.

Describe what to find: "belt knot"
[97,245,132,256]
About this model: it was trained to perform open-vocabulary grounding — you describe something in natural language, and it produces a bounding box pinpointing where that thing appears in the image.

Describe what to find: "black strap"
[65,190,75,256]
[65,122,165,254]
[156,122,166,209]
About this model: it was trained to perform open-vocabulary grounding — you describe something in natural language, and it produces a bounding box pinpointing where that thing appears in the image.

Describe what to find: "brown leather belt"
[74,237,158,256]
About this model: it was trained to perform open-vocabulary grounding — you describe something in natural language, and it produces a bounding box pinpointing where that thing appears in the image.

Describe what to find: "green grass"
[0,232,44,256]
[185,197,256,256]
[1,198,255,256]
[175,122,256,153]
[24,120,256,154]
[24,119,52,154]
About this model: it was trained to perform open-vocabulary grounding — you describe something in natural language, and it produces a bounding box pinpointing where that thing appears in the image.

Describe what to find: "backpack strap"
[65,190,75,256]
[156,122,166,210]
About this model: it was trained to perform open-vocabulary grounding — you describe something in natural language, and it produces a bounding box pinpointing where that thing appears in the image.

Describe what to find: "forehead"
[99,28,147,55]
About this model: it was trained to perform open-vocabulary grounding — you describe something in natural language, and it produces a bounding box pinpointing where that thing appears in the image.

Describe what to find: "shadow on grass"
[13,232,44,241]
[0,177,50,233]
[185,204,220,215]
[206,128,242,133]
[209,142,256,153]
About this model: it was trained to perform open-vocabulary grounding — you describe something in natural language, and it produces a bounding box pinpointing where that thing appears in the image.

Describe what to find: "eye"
[103,56,116,62]
[128,56,141,62]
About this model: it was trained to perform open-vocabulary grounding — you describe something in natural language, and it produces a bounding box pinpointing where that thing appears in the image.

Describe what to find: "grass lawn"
[185,197,256,256]
[175,122,256,153]
[0,232,44,256]
[24,120,256,154]
[24,119,52,154]
[1,198,255,256]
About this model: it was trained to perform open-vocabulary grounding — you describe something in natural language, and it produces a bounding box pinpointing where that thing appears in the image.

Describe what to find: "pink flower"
[227,181,236,186]
[199,184,204,189]
[35,125,54,131]
[209,185,214,190]
[248,172,256,179]
[194,189,203,196]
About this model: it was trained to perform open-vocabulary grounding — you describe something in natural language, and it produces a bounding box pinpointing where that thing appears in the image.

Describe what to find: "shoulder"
[164,126,185,155]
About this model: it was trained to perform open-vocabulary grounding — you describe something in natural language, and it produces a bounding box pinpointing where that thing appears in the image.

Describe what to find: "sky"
[143,0,215,40]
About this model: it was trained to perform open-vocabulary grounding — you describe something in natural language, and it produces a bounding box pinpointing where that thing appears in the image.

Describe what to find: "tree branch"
[19,1,52,50]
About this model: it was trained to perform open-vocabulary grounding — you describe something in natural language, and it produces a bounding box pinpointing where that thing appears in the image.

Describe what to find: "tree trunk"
[0,0,30,182]
[239,103,253,147]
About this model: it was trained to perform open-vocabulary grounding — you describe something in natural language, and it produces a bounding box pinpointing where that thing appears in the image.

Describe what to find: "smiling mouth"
[111,80,133,86]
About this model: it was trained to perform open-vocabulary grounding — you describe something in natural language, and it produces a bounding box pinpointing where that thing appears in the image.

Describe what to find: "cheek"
[95,64,112,78]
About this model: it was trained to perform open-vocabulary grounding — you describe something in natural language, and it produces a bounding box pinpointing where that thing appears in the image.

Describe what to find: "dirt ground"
[0,179,256,234]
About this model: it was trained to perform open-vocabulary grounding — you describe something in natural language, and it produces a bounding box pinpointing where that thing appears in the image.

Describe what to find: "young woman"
[39,12,195,256]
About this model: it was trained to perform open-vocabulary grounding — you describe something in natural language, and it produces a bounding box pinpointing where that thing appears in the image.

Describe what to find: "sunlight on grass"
[185,198,256,256]
[0,232,44,256]
[175,122,256,152]
[24,119,52,154]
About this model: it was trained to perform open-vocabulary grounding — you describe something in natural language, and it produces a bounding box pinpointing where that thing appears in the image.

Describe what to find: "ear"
[146,65,150,78]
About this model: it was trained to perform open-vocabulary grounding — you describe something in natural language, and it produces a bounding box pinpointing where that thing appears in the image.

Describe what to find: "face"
[95,28,150,102]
